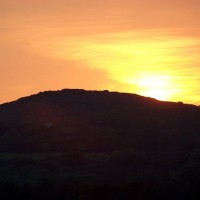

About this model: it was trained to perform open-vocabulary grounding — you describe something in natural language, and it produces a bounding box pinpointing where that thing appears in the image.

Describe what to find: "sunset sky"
[1,0,200,104]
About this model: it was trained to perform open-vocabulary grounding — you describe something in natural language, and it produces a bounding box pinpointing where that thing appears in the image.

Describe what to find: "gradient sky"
[1,0,200,104]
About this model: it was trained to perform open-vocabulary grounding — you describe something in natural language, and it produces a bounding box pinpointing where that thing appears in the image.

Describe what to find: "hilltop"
[0,89,200,199]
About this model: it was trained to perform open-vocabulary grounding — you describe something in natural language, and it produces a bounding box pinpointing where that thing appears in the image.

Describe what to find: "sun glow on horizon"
[127,74,180,101]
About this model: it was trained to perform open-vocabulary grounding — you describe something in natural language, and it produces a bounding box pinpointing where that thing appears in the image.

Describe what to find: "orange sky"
[1,0,200,104]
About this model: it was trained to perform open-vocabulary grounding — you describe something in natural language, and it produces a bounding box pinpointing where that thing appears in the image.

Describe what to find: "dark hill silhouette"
[0,89,200,199]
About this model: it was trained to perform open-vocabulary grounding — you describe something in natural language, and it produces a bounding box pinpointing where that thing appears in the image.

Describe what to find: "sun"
[142,88,171,101]
[136,75,173,101]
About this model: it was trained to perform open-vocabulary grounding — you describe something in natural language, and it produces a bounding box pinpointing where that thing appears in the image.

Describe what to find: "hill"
[0,89,200,199]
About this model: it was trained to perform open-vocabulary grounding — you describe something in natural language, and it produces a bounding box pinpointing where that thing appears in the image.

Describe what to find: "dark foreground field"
[0,89,200,199]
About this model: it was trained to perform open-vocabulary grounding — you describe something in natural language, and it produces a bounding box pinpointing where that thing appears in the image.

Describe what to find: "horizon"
[0,88,198,107]
[1,0,200,105]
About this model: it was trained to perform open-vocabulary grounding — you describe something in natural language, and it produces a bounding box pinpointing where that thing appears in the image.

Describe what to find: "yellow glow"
[138,76,170,87]
[138,75,172,100]
[127,75,177,101]
[143,89,171,101]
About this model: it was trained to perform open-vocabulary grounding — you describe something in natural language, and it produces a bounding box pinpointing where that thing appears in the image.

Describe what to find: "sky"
[1,0,200,104]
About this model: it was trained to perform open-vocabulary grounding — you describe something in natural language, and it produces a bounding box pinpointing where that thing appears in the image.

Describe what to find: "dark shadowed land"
[0,89,200,199]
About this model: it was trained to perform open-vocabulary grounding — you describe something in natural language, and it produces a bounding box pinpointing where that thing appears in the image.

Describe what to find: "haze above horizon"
[1,0,200,105]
